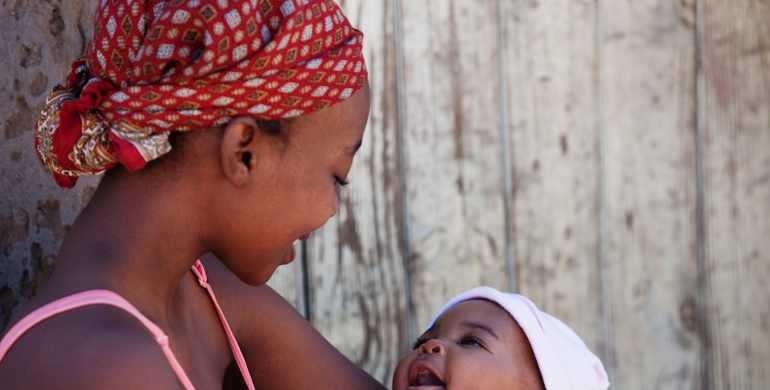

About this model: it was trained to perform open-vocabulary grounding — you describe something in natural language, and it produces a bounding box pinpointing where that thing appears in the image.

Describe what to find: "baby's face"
[392,299,544,390]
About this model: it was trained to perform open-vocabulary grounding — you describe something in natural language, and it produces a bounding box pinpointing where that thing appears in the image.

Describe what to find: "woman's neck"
[46,169,211,326]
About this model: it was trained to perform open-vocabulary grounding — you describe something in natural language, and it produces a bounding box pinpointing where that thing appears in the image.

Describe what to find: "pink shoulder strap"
[0,289,196,390]
[191,260,255,390]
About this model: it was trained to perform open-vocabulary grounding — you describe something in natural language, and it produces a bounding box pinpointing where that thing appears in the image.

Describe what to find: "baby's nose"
[419,339,446,355]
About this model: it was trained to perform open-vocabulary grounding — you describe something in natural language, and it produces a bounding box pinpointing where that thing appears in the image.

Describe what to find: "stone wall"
[0,0,99,327]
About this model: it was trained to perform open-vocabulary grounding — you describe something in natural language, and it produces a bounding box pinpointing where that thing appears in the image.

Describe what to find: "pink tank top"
[0,260,255,390]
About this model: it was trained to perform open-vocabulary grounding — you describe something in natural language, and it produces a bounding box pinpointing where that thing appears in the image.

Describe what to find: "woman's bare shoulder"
[0,304,182,390]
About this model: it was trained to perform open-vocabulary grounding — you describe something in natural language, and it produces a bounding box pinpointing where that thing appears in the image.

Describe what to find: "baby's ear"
[221,116,260,188]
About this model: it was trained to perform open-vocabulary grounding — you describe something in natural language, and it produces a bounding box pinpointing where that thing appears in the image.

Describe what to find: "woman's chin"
[259,245,296,283]
[281,243,297,265]
[228,245,296,286]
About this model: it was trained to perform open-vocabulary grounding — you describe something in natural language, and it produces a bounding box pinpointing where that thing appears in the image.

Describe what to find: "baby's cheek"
[490,362,530,389]
[450,355,520,389]
[392,351,418,390]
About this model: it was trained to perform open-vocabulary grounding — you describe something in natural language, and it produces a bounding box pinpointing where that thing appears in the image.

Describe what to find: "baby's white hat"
[426,286,610,390]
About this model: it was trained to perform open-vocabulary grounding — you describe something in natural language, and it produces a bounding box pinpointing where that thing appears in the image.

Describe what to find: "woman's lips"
[286,235,310,264]
[293,234,311,246]
[282,244,297,265]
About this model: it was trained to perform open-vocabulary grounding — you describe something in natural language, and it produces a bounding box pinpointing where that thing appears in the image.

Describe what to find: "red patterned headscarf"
[36,0,368,188]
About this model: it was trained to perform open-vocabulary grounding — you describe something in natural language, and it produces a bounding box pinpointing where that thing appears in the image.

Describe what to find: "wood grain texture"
[603,0,701,388]
[266,243,306,315]
[398,0,508,336]
[306,0,409,385]
[702,0,770,387]
[500,0,606,364]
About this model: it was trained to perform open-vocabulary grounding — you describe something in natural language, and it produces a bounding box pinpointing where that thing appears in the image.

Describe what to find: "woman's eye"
[335,177,349,187]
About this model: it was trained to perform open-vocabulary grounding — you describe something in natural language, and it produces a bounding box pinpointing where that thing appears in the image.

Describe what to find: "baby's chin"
[393,379,446,390]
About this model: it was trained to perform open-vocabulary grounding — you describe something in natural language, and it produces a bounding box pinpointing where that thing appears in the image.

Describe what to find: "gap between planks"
[495,0,516,295]
[392,0,414,348]
[695,0,710,388]
[596,0,616,381]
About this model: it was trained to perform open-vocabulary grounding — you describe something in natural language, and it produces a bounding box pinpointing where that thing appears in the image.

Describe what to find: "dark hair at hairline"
[257,119,291,145]
[151,117,292,173]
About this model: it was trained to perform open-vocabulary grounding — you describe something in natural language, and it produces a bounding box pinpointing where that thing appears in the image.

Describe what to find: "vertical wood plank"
[603,0,701,388]
[266,243,306,315]
[499,0,606,364]
[702,0,770,387]
[398,0,508,335]
[306,0,408,385]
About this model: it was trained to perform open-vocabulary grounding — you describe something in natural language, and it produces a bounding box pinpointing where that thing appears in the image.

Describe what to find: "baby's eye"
[460,337,482,347]
[412,337,428,350]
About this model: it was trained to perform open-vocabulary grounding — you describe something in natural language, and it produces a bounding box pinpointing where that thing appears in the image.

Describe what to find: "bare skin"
[393,299,545,390]
[0,84,386,390]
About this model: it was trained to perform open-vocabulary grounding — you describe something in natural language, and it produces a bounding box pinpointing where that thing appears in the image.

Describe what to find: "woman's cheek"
[303,180,338,229]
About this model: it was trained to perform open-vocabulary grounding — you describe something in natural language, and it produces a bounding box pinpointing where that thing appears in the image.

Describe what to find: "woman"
[0,0,385,388]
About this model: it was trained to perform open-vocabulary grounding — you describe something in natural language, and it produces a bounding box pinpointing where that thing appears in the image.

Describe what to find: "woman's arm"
[200,254,387,390]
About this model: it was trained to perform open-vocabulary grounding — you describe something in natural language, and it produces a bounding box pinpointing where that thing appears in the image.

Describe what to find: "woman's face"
[392,299,544,390]
[216,83,370,285]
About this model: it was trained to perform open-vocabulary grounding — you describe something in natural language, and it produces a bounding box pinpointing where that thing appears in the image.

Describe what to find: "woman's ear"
[221,116,260,188]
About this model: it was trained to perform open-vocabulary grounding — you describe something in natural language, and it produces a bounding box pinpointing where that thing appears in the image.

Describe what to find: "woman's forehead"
[290,84,369,150]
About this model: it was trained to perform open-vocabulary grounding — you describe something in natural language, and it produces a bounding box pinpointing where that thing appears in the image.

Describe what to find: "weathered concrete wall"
[0,0,99,327]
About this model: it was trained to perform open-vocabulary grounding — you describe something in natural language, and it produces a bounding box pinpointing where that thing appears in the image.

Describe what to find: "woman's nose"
[419,339,446,355]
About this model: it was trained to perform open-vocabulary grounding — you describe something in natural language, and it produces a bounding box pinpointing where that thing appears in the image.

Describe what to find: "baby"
[393,287,610,390]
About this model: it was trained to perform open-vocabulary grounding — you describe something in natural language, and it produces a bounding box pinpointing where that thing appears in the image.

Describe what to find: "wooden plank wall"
[266,0,770,388]
[603,1,701,389]
[702,0,770,388]
[501,0,606,370]
[398,0,508,340]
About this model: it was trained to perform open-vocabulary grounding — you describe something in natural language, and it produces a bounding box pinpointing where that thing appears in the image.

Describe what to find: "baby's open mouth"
[411,366,445,387]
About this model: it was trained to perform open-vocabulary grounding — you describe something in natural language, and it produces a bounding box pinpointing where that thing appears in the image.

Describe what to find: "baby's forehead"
[429,299,516,334]
[444,299,512,319]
